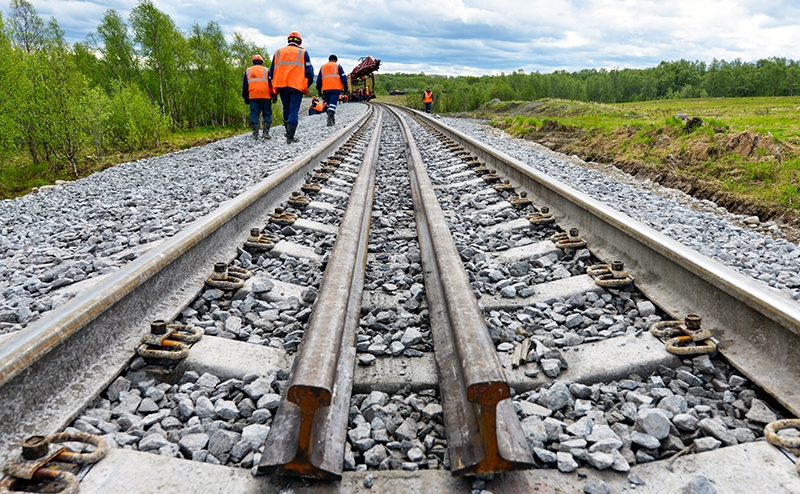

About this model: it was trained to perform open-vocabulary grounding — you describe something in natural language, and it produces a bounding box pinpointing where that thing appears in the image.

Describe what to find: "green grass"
[485,96,800,215]
[0,124,245,200]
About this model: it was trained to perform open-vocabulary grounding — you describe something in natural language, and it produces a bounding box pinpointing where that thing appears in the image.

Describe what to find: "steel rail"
[0,107,373,464]
[404,107,800,417]
[258,109,383,479]
[385,105,535,475]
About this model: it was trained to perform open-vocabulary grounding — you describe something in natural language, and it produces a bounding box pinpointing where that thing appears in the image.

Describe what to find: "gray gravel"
[0,104,368,334]
[438,117,800,303]
[509,353,786,474]
[70,368,284,468]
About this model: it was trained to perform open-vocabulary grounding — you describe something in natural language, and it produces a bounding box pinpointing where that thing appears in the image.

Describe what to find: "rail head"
[385,104,535,474]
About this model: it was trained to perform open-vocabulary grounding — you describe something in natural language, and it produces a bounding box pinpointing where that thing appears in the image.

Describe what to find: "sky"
[10,0,800,77]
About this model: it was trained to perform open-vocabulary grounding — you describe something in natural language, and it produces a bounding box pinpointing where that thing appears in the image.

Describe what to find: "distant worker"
[423,87,433,113]
[308,96,326,115]
[270,31,314,144]
[242,54,274,139]
[316,54,348,126]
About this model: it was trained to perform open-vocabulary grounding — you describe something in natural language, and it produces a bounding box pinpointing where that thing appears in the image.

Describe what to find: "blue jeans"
[425,102,432,113]
[279,89,304,125]
[249,99,272,127]
[322,91,340,114]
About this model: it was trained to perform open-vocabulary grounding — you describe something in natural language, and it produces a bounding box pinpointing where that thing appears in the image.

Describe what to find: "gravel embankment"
[439,117,800,303]
[0,104,369,334]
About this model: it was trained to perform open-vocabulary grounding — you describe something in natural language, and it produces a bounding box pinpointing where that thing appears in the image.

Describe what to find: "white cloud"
[14,0,800,75]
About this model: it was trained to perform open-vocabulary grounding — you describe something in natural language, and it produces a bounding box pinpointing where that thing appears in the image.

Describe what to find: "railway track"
[1,103,799,493]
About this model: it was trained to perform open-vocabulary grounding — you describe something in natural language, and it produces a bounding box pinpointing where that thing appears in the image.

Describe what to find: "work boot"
[262,125,271,140]
[251,123,259,139]
[286,123,297,144]
[326,113,334,127]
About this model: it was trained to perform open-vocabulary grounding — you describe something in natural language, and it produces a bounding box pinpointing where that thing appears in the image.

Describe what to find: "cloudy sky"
[12,0,800,76]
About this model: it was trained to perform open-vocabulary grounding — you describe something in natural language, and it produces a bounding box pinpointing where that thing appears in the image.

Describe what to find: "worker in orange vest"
[423,87,433,113]
[316,54,348,126]
[242,54,275,139]
[269,31,314,144]
[308,96,326,115]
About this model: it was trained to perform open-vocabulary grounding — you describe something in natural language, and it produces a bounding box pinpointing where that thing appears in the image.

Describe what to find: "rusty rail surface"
[385,105,535,475]
[257,109,383,479]
[0,107,373,465]
[403,106,800,418]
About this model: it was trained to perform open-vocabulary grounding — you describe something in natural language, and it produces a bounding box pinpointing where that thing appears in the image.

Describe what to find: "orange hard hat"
[252,54,263,62]
[288,31,302,44]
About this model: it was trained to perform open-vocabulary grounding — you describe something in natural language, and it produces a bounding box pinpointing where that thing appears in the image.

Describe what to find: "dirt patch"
[514,125,800,243]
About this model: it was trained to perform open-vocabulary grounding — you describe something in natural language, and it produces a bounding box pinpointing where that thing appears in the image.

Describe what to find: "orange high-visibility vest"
[246,65,272,99]
[312,100,325,112]
[272,45,308,92]
[320,62,343,91]
[423,90,433,103]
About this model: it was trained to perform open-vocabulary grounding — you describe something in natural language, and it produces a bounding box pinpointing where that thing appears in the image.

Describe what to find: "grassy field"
[478,97,800,218]
[0,125,244,200]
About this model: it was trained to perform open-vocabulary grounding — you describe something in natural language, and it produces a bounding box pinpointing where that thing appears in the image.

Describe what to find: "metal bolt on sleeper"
[509,191,532,208]
[288,191,311,208]
[528,206,555,225]
[587,260,633,287]
[244,228,279,251]
[136,319,203,362]
[301,181,322,194]
[269,207,298,226]
[482,170,501,182]
[494,179,514,192]
[1,432,107,494]
[650,314,717,355]
[207,262,252,290]
[552,228,586,249]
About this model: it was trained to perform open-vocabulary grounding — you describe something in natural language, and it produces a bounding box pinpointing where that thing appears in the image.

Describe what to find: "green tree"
[0,13,24,164]
[129,0,185,124]
[39,18,90,174]
[7,0,43,53]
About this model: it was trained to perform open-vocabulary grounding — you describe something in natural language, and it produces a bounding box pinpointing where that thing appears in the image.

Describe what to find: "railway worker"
[316,54,348,126]
[242,54,275,139]
[308,96,326,115]
[423,87,434,113]
[269,31,314,144]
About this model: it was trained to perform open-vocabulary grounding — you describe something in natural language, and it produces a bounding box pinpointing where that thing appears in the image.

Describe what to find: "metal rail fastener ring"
[0,468,79,494]
[288,196,311,208]
[168,324,203,343]
[207,264,252,290]
[0,432,107,494]
[764,419,800,474]
[586,264,611,276]
[493,180,514,191]
[46,432,108,465]
[137,340,189,360]
[244,230,280,251]
[650,320,684,338]
[528,209,555,225]
[595,273,633,288]
[269,208,298,226]
[509,192,531,208]
[590,261,632,288]
[665,334,717,355]
[301,182,322,193]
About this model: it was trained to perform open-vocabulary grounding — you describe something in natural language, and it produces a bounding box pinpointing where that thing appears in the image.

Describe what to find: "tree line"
[3,0,799,178]
[0,0,267,178]
[387,58,800,113]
